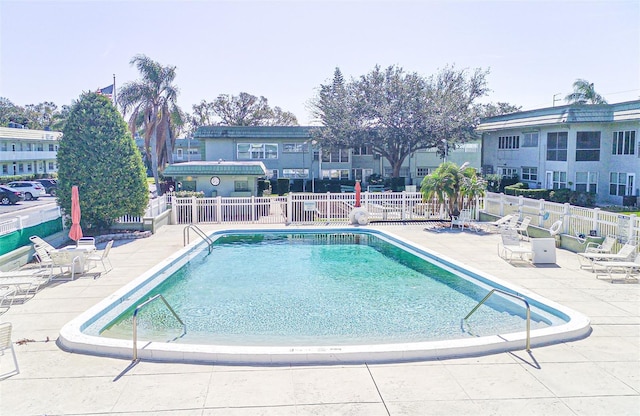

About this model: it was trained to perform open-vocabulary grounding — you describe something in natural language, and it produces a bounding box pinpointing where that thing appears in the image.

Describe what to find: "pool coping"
[58,227,592,365]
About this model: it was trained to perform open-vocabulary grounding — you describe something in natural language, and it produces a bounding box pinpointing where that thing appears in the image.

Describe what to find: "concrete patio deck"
[1,223,638,415]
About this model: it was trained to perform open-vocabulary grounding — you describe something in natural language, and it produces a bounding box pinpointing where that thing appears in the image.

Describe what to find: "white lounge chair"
[486,214,513,231]
[0,285,17,310]
[594,253,640,282]
[500,215,520,231]
[0,268,51,296]
[86,240,113,274]
[29,235,56,253]
[450,209,479,232]
[0,322,19,380]
[577,241,637,271]
[584,235,616,254]
[515,216,532,240]
[498,229,532,263]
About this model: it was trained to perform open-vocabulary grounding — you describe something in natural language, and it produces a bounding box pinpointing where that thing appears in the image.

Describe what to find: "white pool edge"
[58,227,592,365]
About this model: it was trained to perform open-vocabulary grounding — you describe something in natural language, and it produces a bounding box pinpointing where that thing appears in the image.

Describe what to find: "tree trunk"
[150,108,161,196]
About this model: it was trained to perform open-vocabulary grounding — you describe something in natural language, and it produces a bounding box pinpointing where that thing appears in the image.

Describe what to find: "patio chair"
[450,209,479,232]
[29,235,56,253]
[32,243,55,273]
[0,268,51,296]
[500,215,520,231]
[498,228,532,263]
[577,241,638,271]
[0,285,17,310]
[593,253,640,282]
[584,235,616,254]
[515,216,532,240]
[486,214,513,232]
[0,322,19,380]
[86,240,113,274]
[76,237,96,249]
[48,250,83,280]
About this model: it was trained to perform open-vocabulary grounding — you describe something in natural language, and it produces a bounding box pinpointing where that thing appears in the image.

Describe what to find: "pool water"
[100,233,555,346]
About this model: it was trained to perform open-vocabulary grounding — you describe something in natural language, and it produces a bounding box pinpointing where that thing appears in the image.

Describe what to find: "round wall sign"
[210,176,220,186]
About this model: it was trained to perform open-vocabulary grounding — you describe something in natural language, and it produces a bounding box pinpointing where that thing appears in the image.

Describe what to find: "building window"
[352,168,373,181]
[321,149,349,163]
[283,143,309,153]
[270,169,278,179]
[416,167,432,177]
[282,168,309,178]
[321,169,349,180]
[176,148,183,160]
[234,180,249,192]
[498,135,519,149]
[575,172,598,193]
[521,167,538,181]
[498,167,518,178]
[383,167,410,177]
[36,143,44,151]
[612,131,636,155]
[0,142,6,151]
[546,132,568,161]
[550,171,567,189]
[237,143,278,159]
[575,131,600,161]
[25,143,32,151]
[610,172,635,196]
[522,132,538,147]
[352,145,372,155]
[18,163,24,173]
[48,162,55,170]
[2,165,7,174]
[48,143,55,151]
[26,163,32,172]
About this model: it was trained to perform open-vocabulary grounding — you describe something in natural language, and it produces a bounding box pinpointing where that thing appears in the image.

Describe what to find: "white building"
[0,125,61,177]
[478,100,640,206]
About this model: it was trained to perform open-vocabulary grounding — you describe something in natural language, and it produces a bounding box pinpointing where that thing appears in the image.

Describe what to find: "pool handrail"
[132,294,186,361]
[463,288,531,351]
[183,224,214,253]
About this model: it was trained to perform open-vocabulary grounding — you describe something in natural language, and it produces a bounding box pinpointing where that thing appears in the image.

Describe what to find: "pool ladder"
[183,224,214,253]
[132,294,186,361]
[463,288,531,352]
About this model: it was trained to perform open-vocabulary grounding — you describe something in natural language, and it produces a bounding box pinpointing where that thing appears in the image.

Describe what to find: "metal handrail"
[463,288,531,351]
[132,294,186,361]
[183,224,214,253]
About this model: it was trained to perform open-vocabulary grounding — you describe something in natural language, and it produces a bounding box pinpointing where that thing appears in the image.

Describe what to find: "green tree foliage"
[565,79,608,105]
[57,92,148,230]
[118,55,184,194]
[209,92,299,127]
[420,162,486,218]
[311,65,489,177]
[0,97,70,130]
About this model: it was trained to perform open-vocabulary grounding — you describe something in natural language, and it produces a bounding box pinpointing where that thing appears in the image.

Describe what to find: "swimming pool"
[59,228,591,364]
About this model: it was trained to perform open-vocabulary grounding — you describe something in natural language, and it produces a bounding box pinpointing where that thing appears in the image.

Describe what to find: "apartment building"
[0,125,61,177]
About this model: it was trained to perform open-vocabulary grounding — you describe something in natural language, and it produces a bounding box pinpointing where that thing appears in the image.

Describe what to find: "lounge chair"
[86,240,113,274]
[0,285,17,310]
[498,229,532,263]
[0,322,20,379]
[450,209,479,232]
[584,235,616,254]
[515,216,532,240]
[500,215,520,231]
[486,214,513,231]
[0,268,51,295]
[577,241,637,271]
[29,235,56,253]
[594,253,640,282]
[32,243,55,273]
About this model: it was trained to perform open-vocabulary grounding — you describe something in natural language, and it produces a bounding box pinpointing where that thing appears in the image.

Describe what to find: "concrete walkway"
[1,224,638,415]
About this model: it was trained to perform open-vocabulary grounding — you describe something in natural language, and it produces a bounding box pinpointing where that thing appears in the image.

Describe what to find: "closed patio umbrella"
[355,181,361,207]
[68,185,83,241]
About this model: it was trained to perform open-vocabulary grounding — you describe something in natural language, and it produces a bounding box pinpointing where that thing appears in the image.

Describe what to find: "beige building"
[0,125,61,177]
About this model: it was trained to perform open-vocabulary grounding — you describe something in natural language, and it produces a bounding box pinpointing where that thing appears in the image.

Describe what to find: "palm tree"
[565,79,608,105]
[420,162,486,218]
[118,55,182,194]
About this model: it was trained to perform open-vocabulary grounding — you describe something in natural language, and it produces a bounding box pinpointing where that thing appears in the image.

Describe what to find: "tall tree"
[311,65,489,177]
[420,161,485,218]
[57,92,148,229]
[211,92,298,126]
[118,55,182,193]
[565,79,608,104]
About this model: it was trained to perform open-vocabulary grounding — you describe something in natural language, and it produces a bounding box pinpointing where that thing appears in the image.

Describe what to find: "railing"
[183,224,214,253]
[117,194,170,224]
[132,294,186,361]
[463,288,531,351]
[0,205,62,237]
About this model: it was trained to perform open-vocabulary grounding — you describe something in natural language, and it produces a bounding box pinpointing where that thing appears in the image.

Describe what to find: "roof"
[477,100,640,131]
[0,126,62,141]
[163,161,268,176]
[194,125,317,139]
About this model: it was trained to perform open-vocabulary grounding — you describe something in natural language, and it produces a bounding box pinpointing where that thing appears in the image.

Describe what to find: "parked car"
[36,178,58,196]
[5,181,45,200]
[0,185,24,205]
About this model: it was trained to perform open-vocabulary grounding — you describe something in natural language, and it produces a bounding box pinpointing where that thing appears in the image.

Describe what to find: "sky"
[1,0,638,126]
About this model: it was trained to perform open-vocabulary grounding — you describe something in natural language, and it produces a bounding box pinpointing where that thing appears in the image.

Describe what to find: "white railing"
[117,194,170,224]
[483,192,640,243]
[170,192,469,225]
[0,205,62,236]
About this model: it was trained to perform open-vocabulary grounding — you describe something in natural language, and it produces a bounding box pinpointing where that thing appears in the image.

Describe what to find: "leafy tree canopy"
[565,79,608,105]
[310,65,490,177]
[57,92,148,230]
[0,97,71,130]
[420,161,486,218]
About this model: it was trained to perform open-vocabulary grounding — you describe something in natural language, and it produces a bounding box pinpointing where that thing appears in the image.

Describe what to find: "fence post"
[171,196,177,224]
[562,203,571,234]
[401,192,407,221]
[537,199,546,227]
[628,214,637,243]
[518,195,524,219]
[286,194,292,225]
[216,196,222,224]
[499,193,505,216]
[191,196,198,224]
[251,196,256,223]
[592,208,601,236]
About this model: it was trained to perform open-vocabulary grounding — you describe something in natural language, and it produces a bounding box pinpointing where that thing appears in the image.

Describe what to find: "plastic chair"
[86,240,113,274]
[0,322,20,379]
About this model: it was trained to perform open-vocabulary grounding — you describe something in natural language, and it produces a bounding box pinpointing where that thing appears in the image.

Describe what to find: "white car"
[5,181,46,200]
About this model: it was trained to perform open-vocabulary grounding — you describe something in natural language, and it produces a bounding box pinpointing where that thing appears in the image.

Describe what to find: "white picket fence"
[0,205,62,237]
[117,194,170,224]
[483,192,640,243]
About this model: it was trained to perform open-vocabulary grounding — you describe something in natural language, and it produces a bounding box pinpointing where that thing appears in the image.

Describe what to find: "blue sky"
[1,0,638,125]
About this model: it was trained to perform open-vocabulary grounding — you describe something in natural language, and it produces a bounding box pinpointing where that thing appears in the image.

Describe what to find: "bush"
[276,178,290,195]
[174,190,205,198]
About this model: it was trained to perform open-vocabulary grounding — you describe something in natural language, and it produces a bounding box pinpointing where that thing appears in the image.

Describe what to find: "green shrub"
[276,178,290,195]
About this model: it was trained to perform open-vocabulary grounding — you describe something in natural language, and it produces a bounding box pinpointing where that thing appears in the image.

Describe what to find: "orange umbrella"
[355,181,361,208]
[68,185,83,241]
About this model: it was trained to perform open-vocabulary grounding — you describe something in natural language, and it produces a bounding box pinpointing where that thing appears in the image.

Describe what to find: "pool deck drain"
[1,224,638,415]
